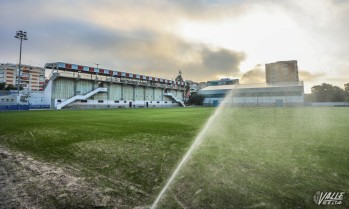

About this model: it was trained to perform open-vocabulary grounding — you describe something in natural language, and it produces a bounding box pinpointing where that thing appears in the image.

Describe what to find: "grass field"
[0,107,348,208]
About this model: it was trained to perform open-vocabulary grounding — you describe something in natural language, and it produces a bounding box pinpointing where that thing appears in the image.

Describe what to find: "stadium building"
[199,82,304,107]
[199,60,304,107]
[0,62,186,110]
[44,62,186,109]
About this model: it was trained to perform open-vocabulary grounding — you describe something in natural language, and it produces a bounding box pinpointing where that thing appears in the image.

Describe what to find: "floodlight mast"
[14,30,28,94]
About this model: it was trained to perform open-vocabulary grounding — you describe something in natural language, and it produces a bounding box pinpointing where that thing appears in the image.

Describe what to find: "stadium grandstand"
[44,62,186,109]
[0,62,186,110]
[199,81,305,107]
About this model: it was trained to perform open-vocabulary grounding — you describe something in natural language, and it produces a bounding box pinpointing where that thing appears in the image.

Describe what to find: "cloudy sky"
[1,0,348,92]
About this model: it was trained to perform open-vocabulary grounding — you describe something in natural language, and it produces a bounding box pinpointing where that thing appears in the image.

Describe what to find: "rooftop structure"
[44,62,186,109]
[45,62,185,88]
[207,78,239,86]
[265,60,299,83]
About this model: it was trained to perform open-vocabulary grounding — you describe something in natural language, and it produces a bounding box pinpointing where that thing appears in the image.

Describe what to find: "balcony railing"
[51,71,185,90]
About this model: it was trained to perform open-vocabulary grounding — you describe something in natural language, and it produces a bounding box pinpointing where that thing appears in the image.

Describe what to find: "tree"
[345,83,349,92]
[0,82,5,90]
[304,93,314,102]
[3,84,22,91]
[184,82,190,96]
[344,83,349,102]
[188,92,204,105]
[5,84,15,90]
[311,83,345,102]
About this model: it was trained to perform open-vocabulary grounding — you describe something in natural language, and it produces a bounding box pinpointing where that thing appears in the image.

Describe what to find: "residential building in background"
[265,60,299,83]
[207,78,239,86]
[0,63,45,91]
[186,80,207,93]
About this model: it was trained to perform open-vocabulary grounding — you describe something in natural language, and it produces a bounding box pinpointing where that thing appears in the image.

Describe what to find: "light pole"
[14,30,28,94]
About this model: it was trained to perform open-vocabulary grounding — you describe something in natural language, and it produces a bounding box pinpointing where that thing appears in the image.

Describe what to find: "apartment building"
[0,63,45,91]
[265,60,299,83]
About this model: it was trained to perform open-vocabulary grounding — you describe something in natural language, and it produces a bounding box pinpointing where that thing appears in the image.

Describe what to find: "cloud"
[1,0,348,87]
[299,71,326,82]
[0,0,246,81]
[1,17,245,81]
[108,32,246,81]
[168,0,248,19]
[202,48,244,74]
[240,65,265,84]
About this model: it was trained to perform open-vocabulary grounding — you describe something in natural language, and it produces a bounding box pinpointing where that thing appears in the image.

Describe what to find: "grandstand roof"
[199,81,304,95]
[45,62,185,86]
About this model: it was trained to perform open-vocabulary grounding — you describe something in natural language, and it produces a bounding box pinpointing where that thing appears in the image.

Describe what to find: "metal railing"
[51,71,185,90]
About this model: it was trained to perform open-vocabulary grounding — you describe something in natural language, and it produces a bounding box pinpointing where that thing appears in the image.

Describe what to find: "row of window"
[75,100,175,104]
[0,98,15,102]
[236,91,303,97]
[204,91,303,98]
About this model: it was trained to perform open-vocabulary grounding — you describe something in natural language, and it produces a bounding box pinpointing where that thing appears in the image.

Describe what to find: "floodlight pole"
[15,30,28,94]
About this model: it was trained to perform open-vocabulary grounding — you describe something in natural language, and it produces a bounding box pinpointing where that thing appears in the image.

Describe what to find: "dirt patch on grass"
[0,146,125,209]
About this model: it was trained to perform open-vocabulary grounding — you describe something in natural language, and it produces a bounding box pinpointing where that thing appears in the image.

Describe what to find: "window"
[98,100,104,103]
[157,101,160,103]
[115,100,119,103]
[80,100,87,103]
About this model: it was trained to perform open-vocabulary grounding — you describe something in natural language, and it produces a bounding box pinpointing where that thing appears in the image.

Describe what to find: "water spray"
[150,91,233,209]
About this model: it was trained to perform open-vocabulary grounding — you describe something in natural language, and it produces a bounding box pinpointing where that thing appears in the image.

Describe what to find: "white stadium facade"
[45,62,186,109]
[199,82,305,107]
[0,62,186,110]
[198,60,305,107]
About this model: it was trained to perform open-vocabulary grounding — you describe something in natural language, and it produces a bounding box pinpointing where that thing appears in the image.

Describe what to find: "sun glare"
[176,6,315,73]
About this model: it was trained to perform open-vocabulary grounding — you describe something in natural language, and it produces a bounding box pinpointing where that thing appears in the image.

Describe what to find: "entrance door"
[146,102,149,107]
[275,99,283,107]
[213,100,219,107]
[129,102,132,108]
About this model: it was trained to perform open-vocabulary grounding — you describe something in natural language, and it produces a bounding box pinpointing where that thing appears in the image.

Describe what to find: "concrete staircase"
[164,92,185,107]
[56,87,107,109]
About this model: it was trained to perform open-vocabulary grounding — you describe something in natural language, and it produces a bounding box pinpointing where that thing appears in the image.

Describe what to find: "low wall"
[0,105,29,111]
[309,102,349,107]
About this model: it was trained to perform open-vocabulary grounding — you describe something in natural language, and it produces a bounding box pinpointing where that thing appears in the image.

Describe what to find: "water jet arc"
[150,92,232,209]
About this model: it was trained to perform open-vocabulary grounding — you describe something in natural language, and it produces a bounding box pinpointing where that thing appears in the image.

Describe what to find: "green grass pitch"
[0,107,348,208]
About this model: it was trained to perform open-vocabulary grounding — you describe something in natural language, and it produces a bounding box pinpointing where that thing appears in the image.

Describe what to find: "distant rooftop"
[265,60,297,65]
[200,81,304,91]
